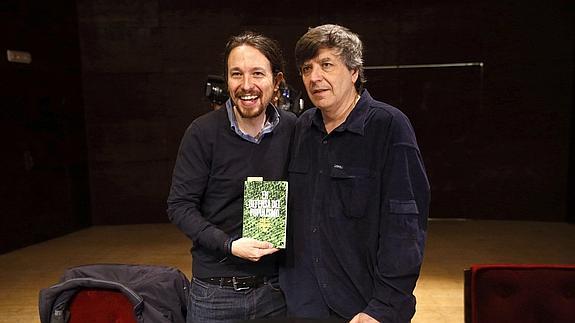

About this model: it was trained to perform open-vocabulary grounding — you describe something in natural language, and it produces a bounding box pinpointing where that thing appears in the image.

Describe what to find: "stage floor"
[1,219,573,322]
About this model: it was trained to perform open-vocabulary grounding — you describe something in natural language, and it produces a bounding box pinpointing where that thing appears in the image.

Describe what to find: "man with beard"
[167,31,295,323]
[281,24,430,323]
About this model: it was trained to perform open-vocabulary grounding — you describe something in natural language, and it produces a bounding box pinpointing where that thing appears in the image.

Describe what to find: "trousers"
[187,276,286,323]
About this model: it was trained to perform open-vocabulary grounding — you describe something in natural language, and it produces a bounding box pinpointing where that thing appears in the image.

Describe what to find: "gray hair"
[295,24,365,92]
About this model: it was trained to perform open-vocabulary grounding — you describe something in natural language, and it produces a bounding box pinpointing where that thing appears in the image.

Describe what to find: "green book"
[242,177,288,248]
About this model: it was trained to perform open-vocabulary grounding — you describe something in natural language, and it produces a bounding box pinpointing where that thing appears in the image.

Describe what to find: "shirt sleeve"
[166,122,230,254]
[364,113,431,322]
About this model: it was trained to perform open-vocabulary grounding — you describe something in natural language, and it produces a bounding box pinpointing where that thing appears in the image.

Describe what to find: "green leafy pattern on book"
[242,180,288,248]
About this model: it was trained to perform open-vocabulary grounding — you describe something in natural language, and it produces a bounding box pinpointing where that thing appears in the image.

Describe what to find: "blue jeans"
[187,276,286,323]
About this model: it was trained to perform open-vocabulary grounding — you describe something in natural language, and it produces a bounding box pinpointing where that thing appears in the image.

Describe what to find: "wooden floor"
[1,219,574,323]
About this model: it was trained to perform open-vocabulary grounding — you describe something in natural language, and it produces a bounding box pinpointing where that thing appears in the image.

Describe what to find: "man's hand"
[231,237,279,261]
[349,312,379,323]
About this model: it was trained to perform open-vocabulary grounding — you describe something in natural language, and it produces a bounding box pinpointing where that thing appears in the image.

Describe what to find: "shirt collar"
[310,89,372,136]
[225,99,281,144]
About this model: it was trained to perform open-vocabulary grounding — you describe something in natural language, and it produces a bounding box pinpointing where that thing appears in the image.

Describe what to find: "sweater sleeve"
[364,112,431,322]
[167,121,230,254]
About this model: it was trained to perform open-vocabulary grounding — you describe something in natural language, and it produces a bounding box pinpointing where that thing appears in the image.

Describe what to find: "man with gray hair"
[280,24,430,322]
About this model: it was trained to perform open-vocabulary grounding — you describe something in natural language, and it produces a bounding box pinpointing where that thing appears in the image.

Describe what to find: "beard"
[233,90,268,119]
[234,102,266,118]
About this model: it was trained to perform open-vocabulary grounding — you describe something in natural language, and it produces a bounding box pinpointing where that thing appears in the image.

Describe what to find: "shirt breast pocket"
[288,160,309,175]
[288,160,310,212]
[329,166,375,219]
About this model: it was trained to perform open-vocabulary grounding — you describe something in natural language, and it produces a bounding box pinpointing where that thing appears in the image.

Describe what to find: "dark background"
[1,0,573,254]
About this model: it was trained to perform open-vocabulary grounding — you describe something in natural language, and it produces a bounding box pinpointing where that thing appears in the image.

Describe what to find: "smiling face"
[227,45,282,119]
[301,47,358,113]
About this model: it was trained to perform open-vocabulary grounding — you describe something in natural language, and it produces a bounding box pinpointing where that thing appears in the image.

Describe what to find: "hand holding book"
[230,237,280,262]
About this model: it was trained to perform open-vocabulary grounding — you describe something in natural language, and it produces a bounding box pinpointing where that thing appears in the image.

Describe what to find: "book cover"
[242,177,288,248]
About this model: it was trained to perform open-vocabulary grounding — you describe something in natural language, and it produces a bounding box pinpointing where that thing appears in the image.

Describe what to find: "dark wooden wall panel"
[2,0,570,253]
[73,0,572,224]
[0,0,90,253]
[476,1,572,220]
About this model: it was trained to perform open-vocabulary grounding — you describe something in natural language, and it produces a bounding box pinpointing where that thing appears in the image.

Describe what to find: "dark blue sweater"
[167,103,296,278]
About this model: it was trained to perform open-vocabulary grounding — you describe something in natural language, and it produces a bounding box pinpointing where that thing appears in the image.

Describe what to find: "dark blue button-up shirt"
[280,90,430,322]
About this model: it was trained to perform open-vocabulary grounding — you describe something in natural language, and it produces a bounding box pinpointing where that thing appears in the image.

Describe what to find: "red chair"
[68,289,137,323]
[39,264,189,323]
[464,264,575,323]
